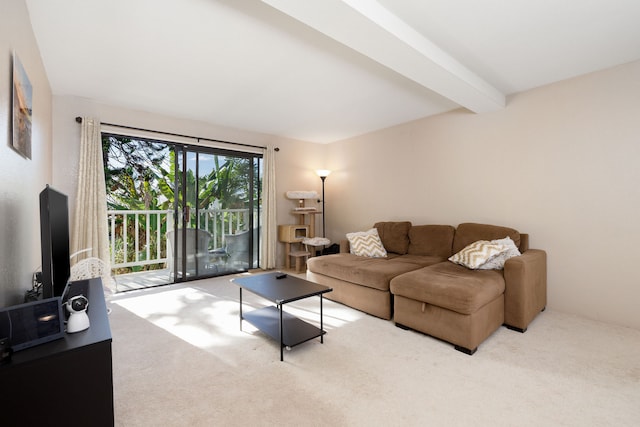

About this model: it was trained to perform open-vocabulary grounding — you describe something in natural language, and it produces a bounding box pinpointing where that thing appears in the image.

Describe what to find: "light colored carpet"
[107,272,640,426]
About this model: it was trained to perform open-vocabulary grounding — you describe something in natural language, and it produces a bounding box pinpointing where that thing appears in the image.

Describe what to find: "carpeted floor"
[107,272,640,426]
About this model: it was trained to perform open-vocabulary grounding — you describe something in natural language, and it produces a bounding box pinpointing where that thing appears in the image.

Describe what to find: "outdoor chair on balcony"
[224,230,250,269]
[166,228,213,279]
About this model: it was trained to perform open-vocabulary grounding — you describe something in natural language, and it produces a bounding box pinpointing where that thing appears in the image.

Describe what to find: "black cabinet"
[0,278,113,426]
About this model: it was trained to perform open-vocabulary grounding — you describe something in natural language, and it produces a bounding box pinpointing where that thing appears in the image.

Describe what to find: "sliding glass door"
[103,133,261,290]
[172,145,262,282]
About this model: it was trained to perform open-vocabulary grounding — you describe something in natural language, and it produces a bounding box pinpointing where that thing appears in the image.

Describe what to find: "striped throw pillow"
[449,240,508,269]
[346,228,387,258]
[477,236,521,270]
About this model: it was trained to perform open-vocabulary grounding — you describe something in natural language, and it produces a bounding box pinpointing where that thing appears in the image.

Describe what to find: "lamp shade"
[316,169,331,178]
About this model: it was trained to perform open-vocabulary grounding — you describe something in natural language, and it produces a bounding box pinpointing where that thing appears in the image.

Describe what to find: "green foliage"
[102,134,262,274]
[110,232,167,275]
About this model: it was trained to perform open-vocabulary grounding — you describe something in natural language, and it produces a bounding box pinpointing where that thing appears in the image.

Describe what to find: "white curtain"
[71,117,112,287]
[260,145,277,269]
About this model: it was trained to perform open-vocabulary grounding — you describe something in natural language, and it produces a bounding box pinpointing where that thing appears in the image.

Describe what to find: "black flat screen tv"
[39,185,71,299]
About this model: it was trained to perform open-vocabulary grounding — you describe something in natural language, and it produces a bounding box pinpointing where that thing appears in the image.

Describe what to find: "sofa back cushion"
[407,225,456,258]
[374,221,412,254]
[453,223,520,254]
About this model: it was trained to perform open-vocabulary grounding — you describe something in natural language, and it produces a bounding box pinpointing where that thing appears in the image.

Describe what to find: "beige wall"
[52,95,325,268]
[0,0,53,307]
[326,60,640,330]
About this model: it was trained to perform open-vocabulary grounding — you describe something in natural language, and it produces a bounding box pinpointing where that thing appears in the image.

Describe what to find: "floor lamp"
[316,169,331,238]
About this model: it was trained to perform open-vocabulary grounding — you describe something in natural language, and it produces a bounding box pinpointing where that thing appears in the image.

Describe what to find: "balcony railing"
[108,208,252,271]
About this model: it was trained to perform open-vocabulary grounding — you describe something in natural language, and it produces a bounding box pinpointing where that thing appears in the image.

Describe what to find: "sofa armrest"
[340,239,350,253]
[503,249,547,331]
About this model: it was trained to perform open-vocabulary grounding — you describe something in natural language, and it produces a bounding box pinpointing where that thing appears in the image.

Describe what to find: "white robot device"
[66,295,90,333]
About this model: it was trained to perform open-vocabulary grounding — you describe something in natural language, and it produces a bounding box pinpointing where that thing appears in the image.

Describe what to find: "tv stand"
[1,278,113,426]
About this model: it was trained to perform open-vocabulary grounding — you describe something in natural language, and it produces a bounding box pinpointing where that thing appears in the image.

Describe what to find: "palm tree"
[102,135,257,271]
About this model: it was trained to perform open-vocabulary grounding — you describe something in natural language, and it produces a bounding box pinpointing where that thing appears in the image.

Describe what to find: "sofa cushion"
[306,253,425,292]
[390,262,506,315]
[407,225,455,258]
[390,254,448,267]
[346,228,387,258]
[374,221,411,254]
[453,223,520,254]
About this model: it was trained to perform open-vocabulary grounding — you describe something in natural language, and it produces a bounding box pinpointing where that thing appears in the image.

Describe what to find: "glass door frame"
[171,143,262,283]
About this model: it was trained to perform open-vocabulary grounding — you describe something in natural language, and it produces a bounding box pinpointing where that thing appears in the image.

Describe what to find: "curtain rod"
[75,116,279,151]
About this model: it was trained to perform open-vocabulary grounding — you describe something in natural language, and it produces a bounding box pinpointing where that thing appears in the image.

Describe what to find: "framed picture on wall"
[12,52,33,159]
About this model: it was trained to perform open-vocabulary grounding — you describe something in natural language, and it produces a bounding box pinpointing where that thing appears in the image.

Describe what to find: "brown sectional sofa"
[306,222,547,354]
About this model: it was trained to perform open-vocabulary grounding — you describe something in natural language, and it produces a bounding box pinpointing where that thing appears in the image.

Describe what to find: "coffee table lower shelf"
[243,306,326,350]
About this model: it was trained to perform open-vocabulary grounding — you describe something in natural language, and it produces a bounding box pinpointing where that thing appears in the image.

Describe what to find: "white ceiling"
[25,0,640,143]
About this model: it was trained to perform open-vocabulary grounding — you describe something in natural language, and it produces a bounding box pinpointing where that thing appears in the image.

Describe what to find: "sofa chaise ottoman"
[391,223,547,354]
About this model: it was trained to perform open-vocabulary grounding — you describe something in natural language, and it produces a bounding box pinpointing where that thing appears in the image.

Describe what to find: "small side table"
[232,272,332,361]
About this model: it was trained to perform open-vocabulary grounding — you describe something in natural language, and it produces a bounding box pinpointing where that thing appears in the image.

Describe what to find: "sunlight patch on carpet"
[112,287,255,349]
[110,276,368,356]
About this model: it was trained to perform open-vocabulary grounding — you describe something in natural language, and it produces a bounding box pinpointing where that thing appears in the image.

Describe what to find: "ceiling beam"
[262,0,505,113]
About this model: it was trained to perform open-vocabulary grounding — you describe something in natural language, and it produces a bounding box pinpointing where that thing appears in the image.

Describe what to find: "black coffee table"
[232,272,332,361]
